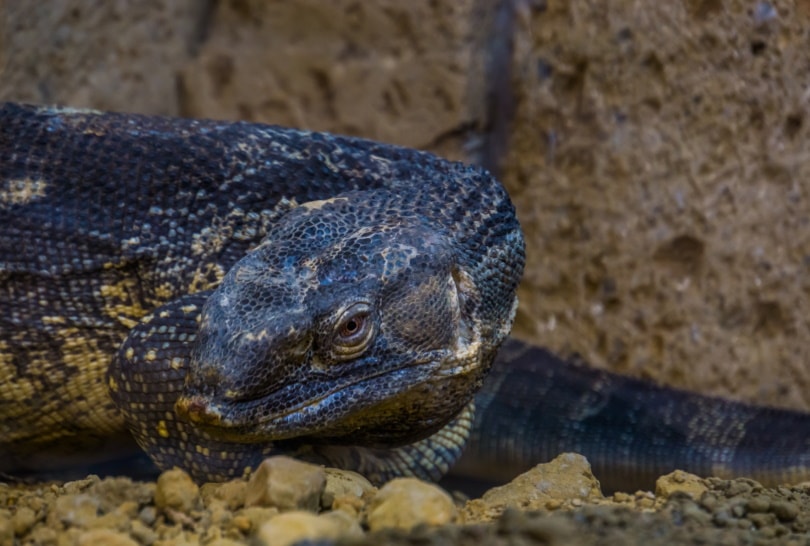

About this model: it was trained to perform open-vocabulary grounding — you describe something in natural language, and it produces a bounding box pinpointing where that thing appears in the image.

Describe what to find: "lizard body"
[1,102,809,492]
[1,102,522,485]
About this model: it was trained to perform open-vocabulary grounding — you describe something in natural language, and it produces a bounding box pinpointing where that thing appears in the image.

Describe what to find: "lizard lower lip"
[175,395,223,426]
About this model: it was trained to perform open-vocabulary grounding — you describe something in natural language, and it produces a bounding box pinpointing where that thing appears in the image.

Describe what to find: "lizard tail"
[457,339,810,493]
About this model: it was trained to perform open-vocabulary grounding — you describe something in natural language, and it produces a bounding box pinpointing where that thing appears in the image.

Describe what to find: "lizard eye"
[332,303,374,358]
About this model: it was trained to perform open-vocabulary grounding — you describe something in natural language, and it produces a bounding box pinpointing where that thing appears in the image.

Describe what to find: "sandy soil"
[3,454,810,545]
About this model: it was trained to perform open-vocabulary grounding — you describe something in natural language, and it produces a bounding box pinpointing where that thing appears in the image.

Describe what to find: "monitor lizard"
[1,102,808,493]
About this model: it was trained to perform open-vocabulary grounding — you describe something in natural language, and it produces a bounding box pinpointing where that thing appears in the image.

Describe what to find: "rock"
[321,510,363,540]
[206,539,246,546]
[230,514,252,534]
[11,506,36,536]
[233,506,279,533]
[322,468,375,509]
[51,494,100,528]
[771,500,799,522]
[88,478,156,513]
[245,456,326,512]
[86,510,130,532]
[365,477,456,531]
[27,526,57,545]
[115,501,139,519]
[129,519,158,546]
[63,476,100,495]
[255,510,362,546]
[745,496,771,513]
[206,499,232,529]
[138,506,157,526]
[462,453,603,522]
[154,468,201,513]
[332,494,366,519]
[77,529,138,546]
[655,470,708,500]
[0,513,12,546]
[201,479,246,511]
[521,514,578,542]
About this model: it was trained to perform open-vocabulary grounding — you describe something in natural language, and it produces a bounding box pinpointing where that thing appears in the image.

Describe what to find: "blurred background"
[2,0,809,413]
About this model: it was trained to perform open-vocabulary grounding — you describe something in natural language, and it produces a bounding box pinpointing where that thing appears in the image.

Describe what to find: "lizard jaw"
[173,348,481,446]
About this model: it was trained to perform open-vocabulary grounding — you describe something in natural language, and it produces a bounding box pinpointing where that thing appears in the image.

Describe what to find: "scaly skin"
[1,101,810,491]
[0,102,523,484]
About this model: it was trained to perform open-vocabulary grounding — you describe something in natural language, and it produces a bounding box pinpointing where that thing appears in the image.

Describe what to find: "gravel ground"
[2,454,809,545]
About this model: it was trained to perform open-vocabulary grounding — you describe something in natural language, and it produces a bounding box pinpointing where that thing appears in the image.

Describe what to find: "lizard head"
[175,190,491,447]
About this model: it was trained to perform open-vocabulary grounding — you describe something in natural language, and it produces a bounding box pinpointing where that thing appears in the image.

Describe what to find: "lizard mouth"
[175,368,394,433]
[174,348,475,444]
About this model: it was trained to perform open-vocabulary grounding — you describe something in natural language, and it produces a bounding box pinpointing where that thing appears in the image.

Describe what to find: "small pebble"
[87,510,130,532]
[28,526,57,545]
[11,506,36,536]
[758,525,777,538]
[680,501,711,524]
[322,468,375,509]
[230,514,252,534]
[116,501,139,519]
[206,538,245,546]
[52,494,100,528]
[725,481,752,497]
[712,510,733,527]
[77,529,138,546]
[637,496,655,509]
[63,528,83,546]
[63,477,99,495]
[700,493,718,510]
[748,512,773,529]
[234,506,279,532]
[612,492,631,503]
[154,468,200,513]
[655,470,707,500]
[0,514,12,546]
[366,477,456,531]
[332,494,365,518]
[245,456,326,512]
[770,500,799,522]
[255,510,362,546]
[25,497,46,514]
[130,519,158,546]
[746,496,770,513]
[497,507,527,533]
[208,499,232,528]
[202,479,247,511]
[138,505,157,526]
[522,515,576,542]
